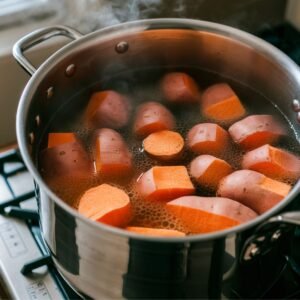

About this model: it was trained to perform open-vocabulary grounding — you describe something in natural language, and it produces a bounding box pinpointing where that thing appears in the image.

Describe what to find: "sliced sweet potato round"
[78,184,132,227]
[143,130,184,161]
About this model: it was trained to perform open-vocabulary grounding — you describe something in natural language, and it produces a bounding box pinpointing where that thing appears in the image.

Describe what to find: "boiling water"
[38,67,300,233]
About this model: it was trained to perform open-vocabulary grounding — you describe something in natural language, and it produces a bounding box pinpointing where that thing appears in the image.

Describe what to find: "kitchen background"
[0,0,298,147]
[0,1,300,298]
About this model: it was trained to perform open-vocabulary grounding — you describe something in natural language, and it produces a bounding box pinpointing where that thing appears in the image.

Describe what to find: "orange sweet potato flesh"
[78,184,132,227]
[93,128,132,180]
[166,196,257,233]
[187,123,229,155]
[85,90,131,129]
[143,130,184,161]
[217,170,291,214]
[126,226,185,237]
[161,72,201,103]
[133,101,175,138]
[201,83,245,122]
[229,115,286,150]
[48,133,76,148]
[190,155,233,190]
[136,166,195,201]
[242,144,300,181]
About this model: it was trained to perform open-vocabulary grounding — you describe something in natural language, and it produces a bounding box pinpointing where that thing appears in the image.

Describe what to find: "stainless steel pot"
[14,19,300,299]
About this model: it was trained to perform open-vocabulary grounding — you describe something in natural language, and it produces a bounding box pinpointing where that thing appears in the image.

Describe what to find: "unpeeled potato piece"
[136,166,195,202]
[190,155,233,190]
[133,101,176,138]
[161,72,201,104]
[217,170,291,214]
[242,144,300,182]
[201,83,245,123]
[187,123,229,156]
[229,115,286,150]
[40,134,94,187]
[93,128,133,180]
[85,90,131,129]
[166,196,257,233]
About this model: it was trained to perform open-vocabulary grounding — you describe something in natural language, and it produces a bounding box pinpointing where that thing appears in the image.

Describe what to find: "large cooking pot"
[14,19,300,299]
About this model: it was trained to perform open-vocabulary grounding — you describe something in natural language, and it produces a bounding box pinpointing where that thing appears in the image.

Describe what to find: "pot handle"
[13,25,82,76]
[240,211,300,263]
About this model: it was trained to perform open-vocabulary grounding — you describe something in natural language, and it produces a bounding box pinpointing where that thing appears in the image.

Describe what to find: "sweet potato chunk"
[93,128,132,180]
[136,166,195,201]
[187,123,229,155]
[190,155,233,190]
[78,184,132,227]
[143,130,184,161]
[166,196,257,233]
[85,90,131,129]
[217,170,291,214]
[47,133,76,148]
[229,115,286,150]
[126,227,185,237]
[201,83,245,123]
[40,134,94,185]
[161,72,201,103]
[242,144,300,181]
[133,101,175,138]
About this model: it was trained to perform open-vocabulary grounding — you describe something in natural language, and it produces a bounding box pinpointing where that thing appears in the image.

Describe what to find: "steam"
[0,0,192,33]
[62,0,190,33]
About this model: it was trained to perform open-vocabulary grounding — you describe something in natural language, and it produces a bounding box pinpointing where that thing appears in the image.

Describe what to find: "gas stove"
[0,149,82,299]
[0,150,299,300]
[1,151,300,300]
[0,23,300,300]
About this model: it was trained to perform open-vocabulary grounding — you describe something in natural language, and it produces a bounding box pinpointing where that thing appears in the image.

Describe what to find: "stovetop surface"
[0,149,82,299]
[0,22,299,300]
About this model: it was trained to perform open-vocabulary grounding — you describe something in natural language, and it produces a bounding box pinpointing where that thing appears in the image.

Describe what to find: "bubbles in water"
[39,66,300,236]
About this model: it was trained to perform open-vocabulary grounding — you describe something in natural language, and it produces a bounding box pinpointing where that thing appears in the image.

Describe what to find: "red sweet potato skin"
[166,196,257,233]
[133,102,175,138]
[217,170,291,214]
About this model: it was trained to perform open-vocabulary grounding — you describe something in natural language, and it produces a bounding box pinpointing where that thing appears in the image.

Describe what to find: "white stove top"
[0,152,66,300]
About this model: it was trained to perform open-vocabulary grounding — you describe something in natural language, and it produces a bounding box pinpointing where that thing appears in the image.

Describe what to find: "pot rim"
[16,18,300,243]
